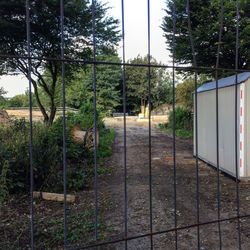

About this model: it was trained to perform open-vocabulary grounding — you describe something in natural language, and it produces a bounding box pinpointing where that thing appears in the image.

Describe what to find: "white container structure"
[194,72,250,179]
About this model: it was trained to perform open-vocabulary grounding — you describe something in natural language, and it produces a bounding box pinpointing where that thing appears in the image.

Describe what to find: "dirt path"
[98,118,250,250]
[1,118,250,249]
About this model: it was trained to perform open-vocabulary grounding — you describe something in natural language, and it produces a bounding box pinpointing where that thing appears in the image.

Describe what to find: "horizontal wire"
[0,54,249,73]
[69,214,250,250]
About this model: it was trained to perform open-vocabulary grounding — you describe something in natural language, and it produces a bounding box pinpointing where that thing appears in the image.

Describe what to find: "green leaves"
[162,0,250,75]
[125,55,173,113]
[67,53,122,115]
[0,0,120,123]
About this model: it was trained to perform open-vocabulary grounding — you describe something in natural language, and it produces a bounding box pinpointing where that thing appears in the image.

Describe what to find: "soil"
[98,118,250,250]
[1,118,250,249]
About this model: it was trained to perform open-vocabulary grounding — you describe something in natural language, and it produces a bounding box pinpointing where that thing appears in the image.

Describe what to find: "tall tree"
[176,74,210,110]
[125,55,171,114]
[152,70,173,108]
[0,0,120,124]
[67,53,122,115]
[162,0,250,75]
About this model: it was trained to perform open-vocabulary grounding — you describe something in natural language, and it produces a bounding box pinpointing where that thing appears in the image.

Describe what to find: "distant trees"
[8,94,28,107]
[176,75,210,110]
[125,55,173,114]
[8,91,37,108]
[0,0,120,124]
[67,53,122,116]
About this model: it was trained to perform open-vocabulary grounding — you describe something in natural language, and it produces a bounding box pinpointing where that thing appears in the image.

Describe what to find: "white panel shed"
[194,72,250,179]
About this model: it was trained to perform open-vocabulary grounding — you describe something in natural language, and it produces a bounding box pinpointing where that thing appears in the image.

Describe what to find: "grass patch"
[175,128,193,139]
[159,123,193,139]
[98,128,115,159]
[36,209,107,248]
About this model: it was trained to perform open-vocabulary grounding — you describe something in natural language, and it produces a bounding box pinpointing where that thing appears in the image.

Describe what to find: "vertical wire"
[172,1,178,249]
[91,0,99,241]
[26,0,34,249]
[60,0,68,247]
[215,1,224,249]
[121,0,128,249]
[186,0,200,248]
[235,0,242,248]
[147,0,153,249]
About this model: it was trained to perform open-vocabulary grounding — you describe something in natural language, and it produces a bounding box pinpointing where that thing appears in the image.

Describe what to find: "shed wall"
[194,84,240,177]
[245,79,250,177]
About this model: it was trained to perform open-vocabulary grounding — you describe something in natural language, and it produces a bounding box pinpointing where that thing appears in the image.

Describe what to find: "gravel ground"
[1,118,250,249]
[98,118,250,250]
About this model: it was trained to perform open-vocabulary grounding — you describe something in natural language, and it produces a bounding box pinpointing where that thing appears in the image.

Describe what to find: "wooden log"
[71,125,99,147]
[33,191,75,203]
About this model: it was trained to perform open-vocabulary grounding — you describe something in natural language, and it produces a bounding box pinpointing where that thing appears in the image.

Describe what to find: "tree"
[8,91,37,107]
[152,70,173,108]
[125,55,172,114]
[162,0,250,75]
[176,74,210,110]
[67,53,122,115]
[0,0,120,125]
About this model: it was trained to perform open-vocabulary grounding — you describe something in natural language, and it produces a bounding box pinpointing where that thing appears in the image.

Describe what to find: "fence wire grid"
[1,0,250,249]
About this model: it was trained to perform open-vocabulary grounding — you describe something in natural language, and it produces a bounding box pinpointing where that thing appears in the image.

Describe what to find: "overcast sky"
[108,0,170,63]
[0,0,170,97]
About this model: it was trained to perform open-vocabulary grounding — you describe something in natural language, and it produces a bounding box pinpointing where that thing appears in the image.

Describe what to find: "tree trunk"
[48,102,57,126]
[31,79,50,124]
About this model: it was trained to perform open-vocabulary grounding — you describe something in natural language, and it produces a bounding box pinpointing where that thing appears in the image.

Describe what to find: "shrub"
[168,107,193,131]
[0,161,10,204]
[67,102,104,131]
[0,106,115,196]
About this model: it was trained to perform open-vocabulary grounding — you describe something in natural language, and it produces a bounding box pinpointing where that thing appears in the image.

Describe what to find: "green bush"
[0,106,115,199]
[67,102,104,131]
[159,107,193,139]
[168,107,193,131]
[0,161,10,205]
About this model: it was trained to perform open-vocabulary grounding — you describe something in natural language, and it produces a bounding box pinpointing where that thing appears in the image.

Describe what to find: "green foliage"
[168,107,193,131]
[176,75,209,110]
[0,0,120,124]
[0,161,10,205]
[8,94,27,107]
[125,55,172,113]
[67,102,104,131]
[8,92,37,107]
[162,0,250,75]
[152,75,173,108]
[0,106,115,194]
[98,128,115,159]
[67,53,122,115]
[35,208,108,248]
[160,107,193,139]
[175,129,193,139]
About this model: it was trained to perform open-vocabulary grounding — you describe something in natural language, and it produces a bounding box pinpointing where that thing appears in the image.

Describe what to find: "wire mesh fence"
[0,0,250,249]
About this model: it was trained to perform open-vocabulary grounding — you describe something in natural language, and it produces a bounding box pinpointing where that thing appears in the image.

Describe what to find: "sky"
[0,0,170,97]
[108,0,170,63]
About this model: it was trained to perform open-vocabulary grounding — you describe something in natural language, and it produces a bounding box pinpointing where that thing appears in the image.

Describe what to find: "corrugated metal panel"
[197,72,250,93]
